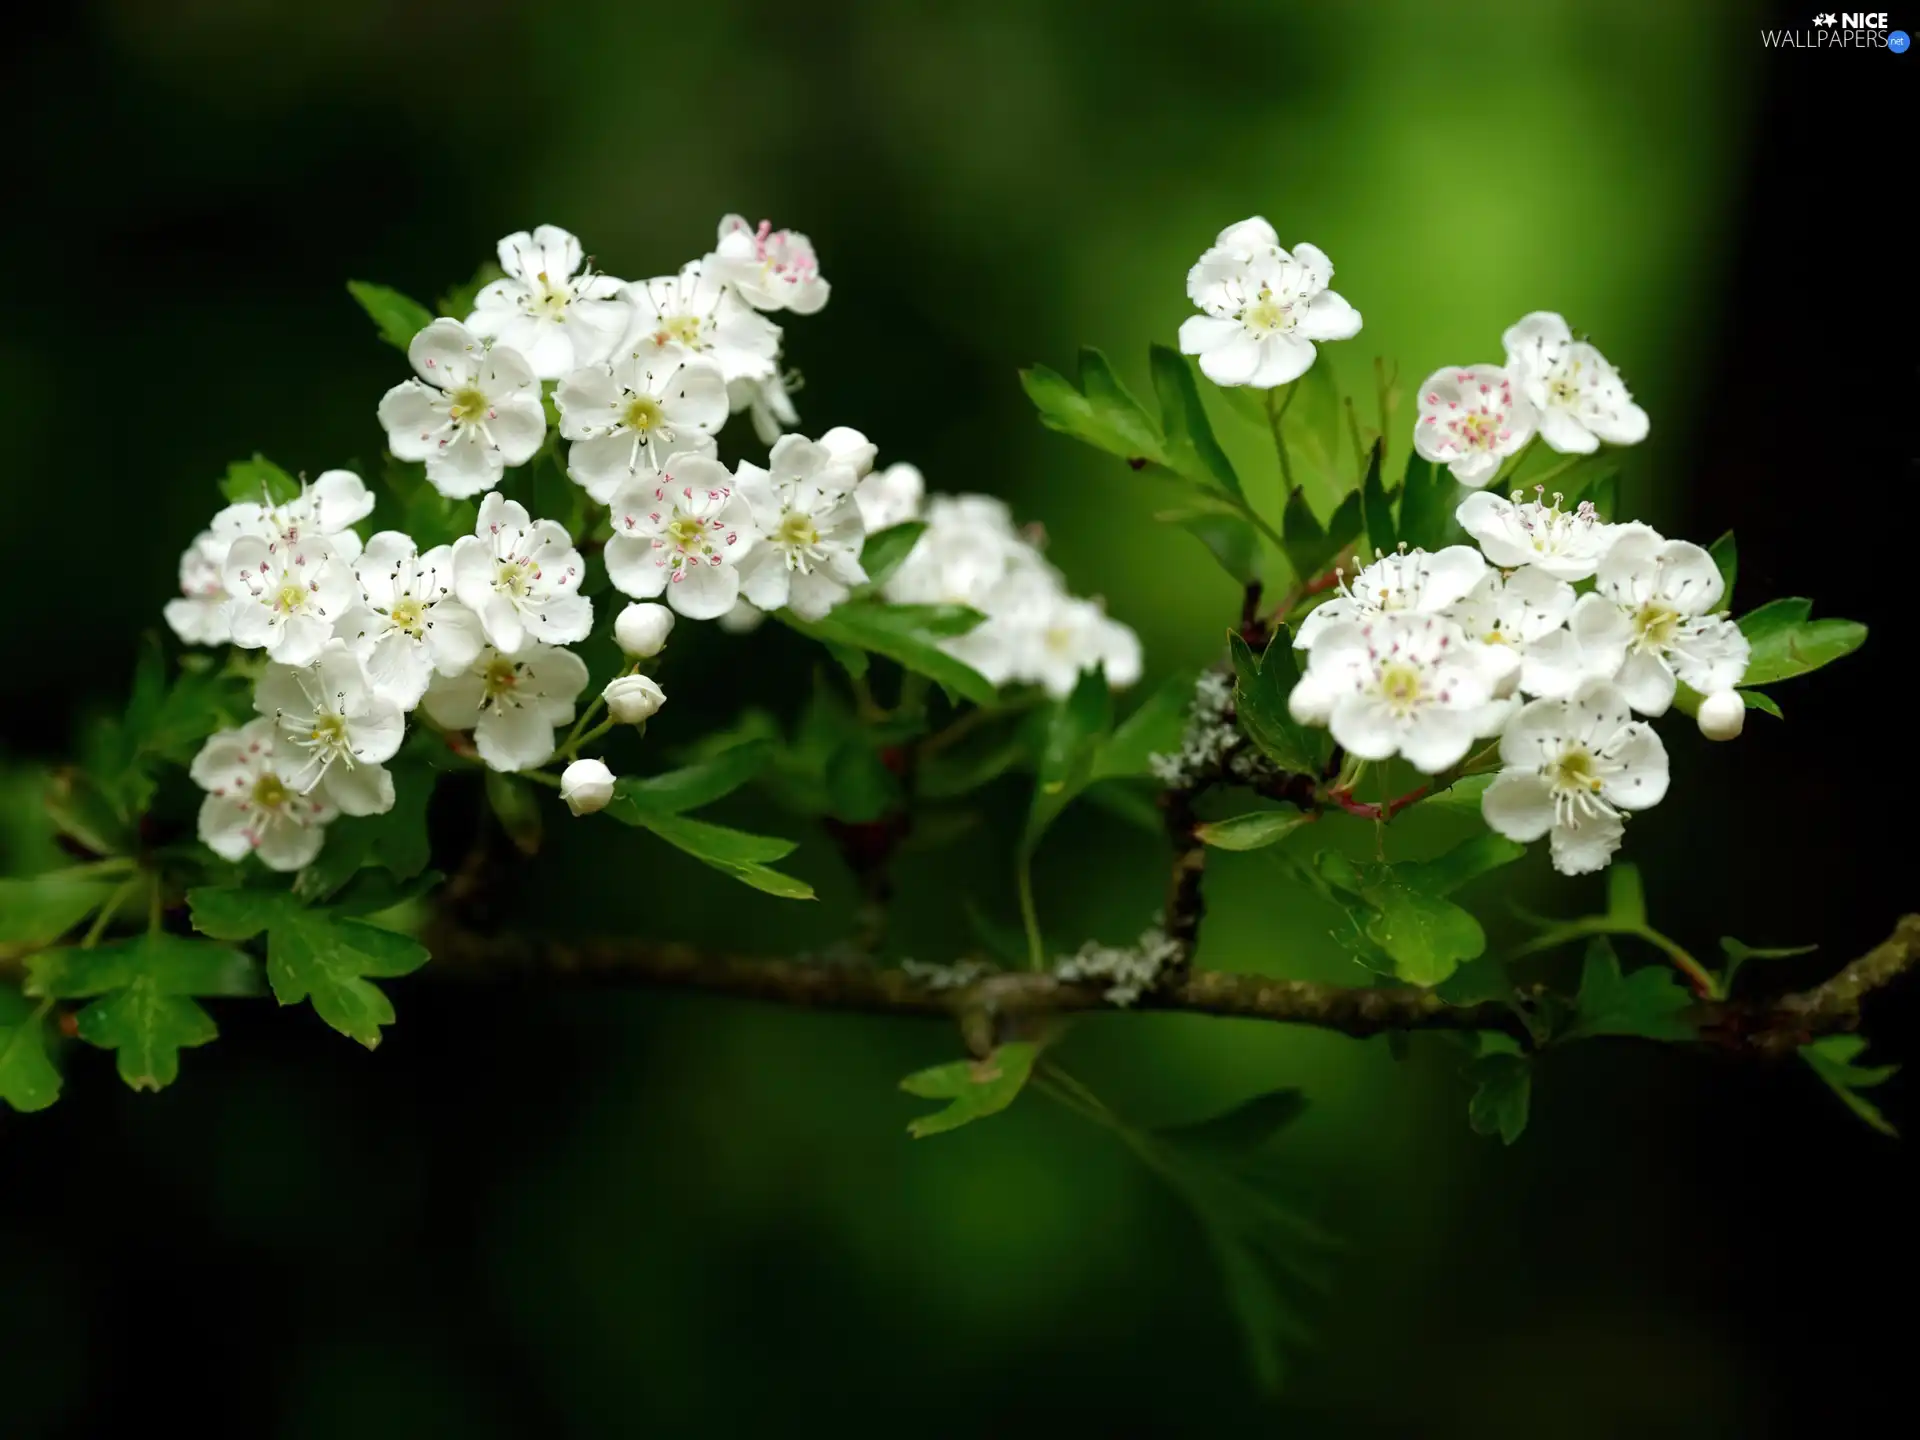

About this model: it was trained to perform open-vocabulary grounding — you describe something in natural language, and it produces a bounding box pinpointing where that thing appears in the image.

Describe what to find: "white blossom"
[711,215,830,315]
[450,493,593,656]
[223,532,355,667]
[1293,545,1488,650]
[613,602,675,658]
[1015,592,1144,699]
[377,319,545,498]
[466,225,629,379]
[253,640,405,817]
[422,642,590,773]
[1178,217,1361,388]
[735,435,867,621]
[1696,689,1746,741]
[604,456,756,621]
[554,351,729,503]
[1576,526,1750,716]
[210,469,376,565]
[164,530,232,646]
[818,426,877,478]
[1482,679,1668,876]
[337,531,485,710]
[1412,365,1537,487]
[1440,564,1576,697]
[619,263,781,386]
[729,368,799,446]
[1289,613,1500,774]
[603,673,666,725]
[1502,312,1648,454]
[560,758,616,816]
[190,717,336,872]
[1456,487,1616,580]
[855,462,925,532]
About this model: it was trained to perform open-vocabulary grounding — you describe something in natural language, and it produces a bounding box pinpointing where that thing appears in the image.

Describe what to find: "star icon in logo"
[1813,11,1836,23]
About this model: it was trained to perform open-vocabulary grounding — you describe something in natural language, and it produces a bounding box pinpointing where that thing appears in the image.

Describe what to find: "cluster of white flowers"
[1287,494,1748,875]
[1178,217,1364,388]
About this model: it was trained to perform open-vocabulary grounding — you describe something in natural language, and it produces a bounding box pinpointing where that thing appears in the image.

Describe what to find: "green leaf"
[857,521,928,588]
[1396,832,1526,895]
[0,997,61,1113]
[1466,1053,1531,1145]
[1275,354,1348,499]
[75,989,215,1092]
[1150,345,1243,495]
[1093,673,1194,781]
[1023,667,1113,855]
[823,740,903,823]
[1737,598,1868,687]
[346,280,435,352]
[219,453,301,506]
[1280,486,1362,581]
[1605,863,1647,927]
[294,761,436,900]
[1229,629,1323,775]
[1567,937,1695,1042]
[437,261,504,320]
[1313,853,1486,987]
[188,887,429,1049]
[1800,1035,1898,1138]
[1716,935,1817,996]
[1743,690,1783,719]
[380,453,477,550]
[1196,808,1312,852]
[614,741,775,816]
[1395,454,1467,553]
[606,807,813,899]
[783,602,996,707]
[485,770,544,857]
[1020,352,1166,466]
[0,877,117,947]
[900,1042,1039,1138]
[1418,772,1495,817]
[1156,1089,1308,1155]
[1359,439,1396,554]
[1707,531,1737,609]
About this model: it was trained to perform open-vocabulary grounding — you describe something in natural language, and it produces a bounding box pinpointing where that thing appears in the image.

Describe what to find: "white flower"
[1178,218,1361,389]
[1290,614,1499,774]
[1017,593,1144,699]
[191,717,336,872]
[1696,689,1746,741]
[620,263,781,386]
[210,469,376,565]
[560,758,616,816]
[1440,565,1576,697]
[603,673,666,725]
[553,351,729,503]
[818,426,877,479]
[729,368,799,446]
[613,602,675,658]
[711,215,830,315]
[735,435,867,621]
[466,225,629,380]
[604,456,756,621]
[253,640,405,817]
[450,493,593,656]
[223,532,355,667]
[164,530,232,646]
[1482,679,1668,876]
[1293,545,1488,650]
[856,461,925,532]
[883,494,1025,609]
[422,642,590,773]
[1502,312,1649,454]
[337,531,485,710]
[1575,527,1750,716]
[938,562,1061,688]
[1456,487,1616,580]
[377,319,545,499]
[1412,365,1538,487]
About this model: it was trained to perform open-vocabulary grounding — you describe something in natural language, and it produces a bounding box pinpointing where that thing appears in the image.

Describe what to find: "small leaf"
[1395,453,1467,553]
[900,1042,1039,1138]
[1229,629,1323,775]
[219,454,301,506]
[857,521,928,588]
[607,807,813,899]
[1196,808,1312,852]
[823,740,902,823]
[0,877,117,947]
[1743,690,1783,719]
[1568,937,1694,1042]
[1020,353,1166,467]
[485,770,544,857]
[1359,439,1396,554]
[1094,673,1194,782]
[346,280,435,352]
[1466,1053,1531,1145]
[1363,882,1484,988]
[614,741,775,816]
[1396,832,1526,895]
[782,602,996,707]
[1800,1035,1898,1138]
[0,997,61,1113]
[295,761,436,900]
[1149,345,1243,495]
[1737,598,1867,687]
[1707,531,1737,608]
[1418,772,1495,817]
[1157,1089,1308,1155]
[1717,935,1817,996]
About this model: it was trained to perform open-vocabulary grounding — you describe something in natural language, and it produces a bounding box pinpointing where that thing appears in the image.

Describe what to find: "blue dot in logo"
[1892,29,1911,52]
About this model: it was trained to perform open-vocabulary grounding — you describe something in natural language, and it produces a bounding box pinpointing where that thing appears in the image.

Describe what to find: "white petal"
[667,559,741,620]
[1399,707,1475,774]
[1614,650,1677,716]
[1482,771,1555,842]
[1328,694,1401,761]
[321,761,395,818]
[475,705,556,773]
[1294,289,1361,341]
[1599,721,1669,811]
[1549,810,1625,876]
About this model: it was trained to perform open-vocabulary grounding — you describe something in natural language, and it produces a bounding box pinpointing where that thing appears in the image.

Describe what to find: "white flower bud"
[818,425,877,478]
[614,602,675,658]
[559,758,615,816]
[603,674,666,725]
[1696,688,1746,742]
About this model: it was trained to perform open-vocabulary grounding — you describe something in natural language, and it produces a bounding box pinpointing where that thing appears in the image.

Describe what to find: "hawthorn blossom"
[604,456,756,621]
[1287,614,1499,774]
[614,602,674,658]
[337,531,484,710]
[856,461,925,533]
[554,350,728,503]
[1696,689,1746,741]
[883,494,1027,609]
[1293,545,1488,650]
[466,225,629,379]
[818,426,877,478]
[620,264,780,385]
[603,673,666,724]
[1441,565,1576,697]
[1502,312,1649,454]
[1456,487,1616,581]
[711,215,830,315]
[377,319,545,498]
[1179,218,1361,388]
[1579,527,1750,716]
[165,531,232,646]
[729,369,799,446]
[224,533,355,667]
[1482,679,1669,876]
[423,642,590,773]
[1412,365,1538,487]
[560,758,616,816]
[450,493,593,656]
[735,435,867,621]
[1016,592,1144,699]
[254,640,405,817]
[190,717,335,872]
[211,469,375,564]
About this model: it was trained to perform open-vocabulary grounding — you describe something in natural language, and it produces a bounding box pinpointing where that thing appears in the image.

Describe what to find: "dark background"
[2,2,1912,1434]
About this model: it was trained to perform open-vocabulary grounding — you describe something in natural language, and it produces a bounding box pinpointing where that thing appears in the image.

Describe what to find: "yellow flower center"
[308,713,348,748]
[531,275,570,319]
[668,514,708,548]
[623,395,665,432]
[449,385,490,422]
[1377,661,1423,711]
[1548,746,1603,795]
[1632,603,1679,651]
[1242,291,1293,334]
[659,314,703,347]
[275,583,305,613]
[481,656,520,699]
[775,512,820,548]
[390,598,424,636]
[496,561,532,596]
[251,772,290,809]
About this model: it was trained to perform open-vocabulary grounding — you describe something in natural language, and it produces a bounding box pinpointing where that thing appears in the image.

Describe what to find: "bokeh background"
[3,0,1913,1434]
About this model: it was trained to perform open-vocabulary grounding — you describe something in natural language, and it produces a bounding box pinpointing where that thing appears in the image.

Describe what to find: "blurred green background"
[3,1,1912,1435]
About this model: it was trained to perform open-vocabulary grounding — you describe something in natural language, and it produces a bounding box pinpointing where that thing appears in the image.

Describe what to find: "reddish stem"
[1329,784,1428,823]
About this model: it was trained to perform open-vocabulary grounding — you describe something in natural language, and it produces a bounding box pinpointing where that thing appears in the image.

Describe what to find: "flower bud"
[604,674,666,725]
[1696,688,1746,742]
[614,602,675,658]
[560,758,615,816]
[819,425,877,478]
